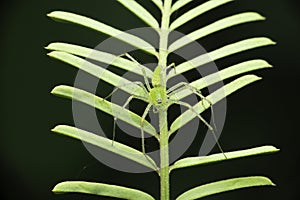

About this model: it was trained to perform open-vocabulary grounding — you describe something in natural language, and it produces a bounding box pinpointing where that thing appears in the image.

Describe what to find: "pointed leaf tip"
[47,11,56,15]
[250,12,266,20]
[252,75,262,81]
[45,42,58,50]
[47,51,59,58]
[264,38,276,45]
[44,45,51,50]
[51,125,67,132]
[50,87,56,95]
[46,12,53,17]
[47,11,64,20]
[51,85,65,93]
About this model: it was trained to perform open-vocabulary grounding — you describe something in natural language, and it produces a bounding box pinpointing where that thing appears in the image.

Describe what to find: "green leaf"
[171,0,194,13]
[52,125,158,171]
[170,59,272,101]
[169,75,261,135]
[47,11,158,56]
[48,51,148,99]
[117,0,160,29]
[53,181,155,200]
[170,0,233,30]
[176,176,275,200]
[51,85,158,139]
[169,12,265,52]
[151,0,163,10]
[168,37,276,78]
[170,146,279,171]
[46,43,153,79]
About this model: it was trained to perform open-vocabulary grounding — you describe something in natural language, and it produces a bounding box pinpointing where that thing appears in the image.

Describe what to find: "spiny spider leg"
[141,103,160,172]
[112,95,135,145]
[170,100,227,159]
[166,62,176,74]
[167,82,210,117]
[158,62,176,80]
[167,82,218,132]
[166,82,203,96]
[110,82,148,145]
[105,81,148,145]
[104,81,148,101]
[104,79,149,145]
[123,53,152,91]
[112,94,159,171]
[141,103,153,154]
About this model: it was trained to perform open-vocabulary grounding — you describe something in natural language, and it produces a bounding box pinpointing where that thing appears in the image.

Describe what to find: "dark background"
[1,0,299,199]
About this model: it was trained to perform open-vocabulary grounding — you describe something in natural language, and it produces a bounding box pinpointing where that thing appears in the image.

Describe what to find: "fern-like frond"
[48,0,277,198]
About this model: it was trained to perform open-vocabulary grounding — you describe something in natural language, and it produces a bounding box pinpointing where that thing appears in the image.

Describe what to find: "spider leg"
[112,95,136,145]
[167,82,218,132]
[166,62,176,74]
[104,81,148,100]
[110,82,149,146]
[167,82,206,98]
[158,63,176,82]
[166,82,189,94]
[138,102,160,171]
[140,103,152,154]
[124,53,152,91]
[113,99,158,172]
[170,100,227,159]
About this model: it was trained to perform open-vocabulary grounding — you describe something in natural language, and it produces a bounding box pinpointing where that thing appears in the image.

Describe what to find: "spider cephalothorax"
[149,87,167,107]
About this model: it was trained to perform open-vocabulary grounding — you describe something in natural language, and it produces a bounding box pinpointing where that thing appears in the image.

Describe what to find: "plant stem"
[159,1,172,200]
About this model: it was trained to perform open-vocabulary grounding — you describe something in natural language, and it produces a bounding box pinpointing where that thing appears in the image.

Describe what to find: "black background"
[1,0,299,199]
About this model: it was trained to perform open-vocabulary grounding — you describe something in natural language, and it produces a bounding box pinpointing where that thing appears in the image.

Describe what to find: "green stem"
[159,1,172,200]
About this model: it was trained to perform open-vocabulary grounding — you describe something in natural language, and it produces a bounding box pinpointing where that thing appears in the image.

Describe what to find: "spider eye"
[157,98,162,104]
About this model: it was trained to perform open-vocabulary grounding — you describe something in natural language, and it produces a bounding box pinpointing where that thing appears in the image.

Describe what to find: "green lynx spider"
[105,53,226,158]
